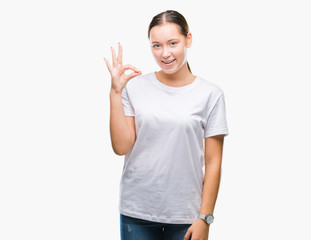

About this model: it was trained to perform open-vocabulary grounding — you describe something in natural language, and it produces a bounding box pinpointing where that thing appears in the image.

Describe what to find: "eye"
[171,42,177,46]
[152,44,160,48]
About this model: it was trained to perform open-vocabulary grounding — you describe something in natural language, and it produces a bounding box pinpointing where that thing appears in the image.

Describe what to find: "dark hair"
[148,10,192,74]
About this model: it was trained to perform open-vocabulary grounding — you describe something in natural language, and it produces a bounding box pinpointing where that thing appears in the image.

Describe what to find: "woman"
[104,10,229,240]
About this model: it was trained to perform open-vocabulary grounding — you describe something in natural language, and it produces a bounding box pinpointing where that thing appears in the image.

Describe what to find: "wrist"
[198,213,214,225]
[110,88,122,95]
[198,217,210,227]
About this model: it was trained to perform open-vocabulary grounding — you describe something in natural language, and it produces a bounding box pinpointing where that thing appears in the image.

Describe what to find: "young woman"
[104,10,229,240]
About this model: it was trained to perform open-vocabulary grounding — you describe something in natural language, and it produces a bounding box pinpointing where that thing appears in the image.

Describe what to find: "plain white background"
[0,0,310,239]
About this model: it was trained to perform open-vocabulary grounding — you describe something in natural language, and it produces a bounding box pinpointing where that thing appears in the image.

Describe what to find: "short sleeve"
[121,85,135,116]
[204,93,229,138]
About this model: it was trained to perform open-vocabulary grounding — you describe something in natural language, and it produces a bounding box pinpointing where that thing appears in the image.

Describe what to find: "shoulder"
[196,76,225,97]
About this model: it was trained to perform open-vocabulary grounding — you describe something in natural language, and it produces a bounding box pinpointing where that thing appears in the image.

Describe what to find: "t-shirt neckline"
[151,71,200,93]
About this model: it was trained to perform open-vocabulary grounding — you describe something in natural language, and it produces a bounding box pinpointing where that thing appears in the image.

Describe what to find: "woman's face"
[149,22,192,74]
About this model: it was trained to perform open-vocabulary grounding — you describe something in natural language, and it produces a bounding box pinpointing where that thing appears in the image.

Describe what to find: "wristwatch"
[198,213,214,225]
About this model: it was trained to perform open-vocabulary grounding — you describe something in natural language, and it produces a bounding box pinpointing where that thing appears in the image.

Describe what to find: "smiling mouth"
[162,59,176,64]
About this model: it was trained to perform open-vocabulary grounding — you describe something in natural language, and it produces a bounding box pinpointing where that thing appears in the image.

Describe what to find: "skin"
[104,43,141,94]
[149,22,196,86]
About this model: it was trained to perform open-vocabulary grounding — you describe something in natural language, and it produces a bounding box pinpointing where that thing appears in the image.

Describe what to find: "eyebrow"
[151,39,179,44]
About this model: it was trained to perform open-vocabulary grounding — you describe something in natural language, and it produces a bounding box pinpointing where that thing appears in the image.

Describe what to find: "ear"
[186,32,192,48]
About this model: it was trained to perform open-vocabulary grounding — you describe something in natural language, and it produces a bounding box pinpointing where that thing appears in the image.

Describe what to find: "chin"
[161,68,176,75]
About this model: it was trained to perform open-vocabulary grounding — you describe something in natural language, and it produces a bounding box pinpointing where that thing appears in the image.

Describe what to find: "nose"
[162,46,171,58]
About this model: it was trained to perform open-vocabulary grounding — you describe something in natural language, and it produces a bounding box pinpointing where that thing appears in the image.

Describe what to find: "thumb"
[184,228,192,240]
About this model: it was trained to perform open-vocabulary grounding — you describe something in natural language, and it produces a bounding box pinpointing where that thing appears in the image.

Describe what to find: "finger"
[123,64,141,73]
[117,42,123,66]
[111,46,117,67]
[184,229,192,240]
[103,57,112,73]
[126,71,142,80]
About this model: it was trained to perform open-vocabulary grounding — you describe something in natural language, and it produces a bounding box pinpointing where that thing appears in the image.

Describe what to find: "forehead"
[149,22,183,42]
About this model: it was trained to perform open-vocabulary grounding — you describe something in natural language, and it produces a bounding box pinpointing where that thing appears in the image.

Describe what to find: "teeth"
[164,60,174,64]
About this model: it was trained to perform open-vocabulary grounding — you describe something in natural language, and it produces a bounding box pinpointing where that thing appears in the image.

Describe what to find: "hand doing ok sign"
[104,42,142,93]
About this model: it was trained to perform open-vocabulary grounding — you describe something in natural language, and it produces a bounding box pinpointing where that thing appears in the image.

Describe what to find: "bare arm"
[184,134,225,240]
[109,89,136,155]
[199,134,225,216]
[104,42,141,155]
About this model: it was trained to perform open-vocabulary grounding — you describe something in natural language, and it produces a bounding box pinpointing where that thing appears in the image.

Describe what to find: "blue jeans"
[120,213,192,240]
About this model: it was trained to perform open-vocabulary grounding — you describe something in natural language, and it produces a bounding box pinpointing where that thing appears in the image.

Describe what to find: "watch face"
[206,215,214,224]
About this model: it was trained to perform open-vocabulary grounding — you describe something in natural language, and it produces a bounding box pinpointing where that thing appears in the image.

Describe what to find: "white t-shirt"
[119,71,229,224]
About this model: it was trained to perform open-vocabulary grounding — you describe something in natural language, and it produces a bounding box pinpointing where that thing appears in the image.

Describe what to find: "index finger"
[123,64,141,73]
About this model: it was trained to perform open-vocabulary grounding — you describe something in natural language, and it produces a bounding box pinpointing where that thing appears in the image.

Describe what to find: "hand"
[184,218,210,240]
[104,42,142,93]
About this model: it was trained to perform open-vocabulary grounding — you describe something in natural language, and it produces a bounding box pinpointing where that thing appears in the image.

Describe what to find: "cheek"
[152,50,161,60]
[174,48,185,59]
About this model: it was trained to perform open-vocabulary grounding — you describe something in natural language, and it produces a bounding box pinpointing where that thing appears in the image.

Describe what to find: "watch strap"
[198,213,214,224]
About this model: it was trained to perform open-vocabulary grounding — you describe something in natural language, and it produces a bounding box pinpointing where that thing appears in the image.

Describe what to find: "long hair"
[147,10,192,73]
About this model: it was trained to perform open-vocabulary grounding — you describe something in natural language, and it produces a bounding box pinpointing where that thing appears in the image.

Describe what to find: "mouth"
[162,59,176,66]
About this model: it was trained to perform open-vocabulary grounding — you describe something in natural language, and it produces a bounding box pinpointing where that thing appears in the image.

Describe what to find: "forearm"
[199,162,222,215]
[110,89,133,155]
